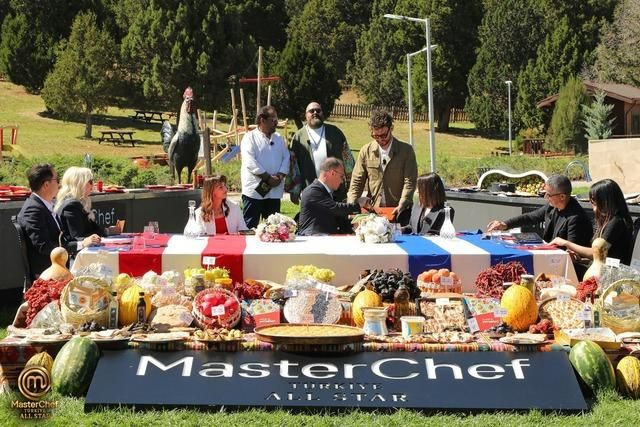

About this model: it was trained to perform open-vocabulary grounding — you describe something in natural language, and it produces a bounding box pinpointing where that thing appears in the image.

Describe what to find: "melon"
[352,288,383,327]
[51,337,100,397]
[616,356,640,398]
[569,340,616,393]
[119,284,152,326]
[25,352,54,374]
[500,285,537,332]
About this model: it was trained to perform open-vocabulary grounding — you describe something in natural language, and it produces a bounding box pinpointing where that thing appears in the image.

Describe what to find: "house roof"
[536,81,640,108]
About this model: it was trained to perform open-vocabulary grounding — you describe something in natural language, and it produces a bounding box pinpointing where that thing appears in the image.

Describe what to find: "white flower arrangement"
[355,214,394,243]
[256,213,297,242]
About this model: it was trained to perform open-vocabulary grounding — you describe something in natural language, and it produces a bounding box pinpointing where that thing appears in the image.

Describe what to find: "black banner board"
[85,350,587,413]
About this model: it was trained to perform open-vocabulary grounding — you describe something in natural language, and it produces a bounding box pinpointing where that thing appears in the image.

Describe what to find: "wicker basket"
[192,287,241,329]
[417,279,462,294]
[599,278,640,334]
[60,276,111,327]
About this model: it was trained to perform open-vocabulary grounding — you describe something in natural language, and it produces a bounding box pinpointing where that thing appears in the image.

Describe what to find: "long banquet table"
[73,233,578,291]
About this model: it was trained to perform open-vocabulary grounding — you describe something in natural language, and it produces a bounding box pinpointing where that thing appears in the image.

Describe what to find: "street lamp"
[505,80,512,155]
[406,46,436,147]
[384,13,437,172]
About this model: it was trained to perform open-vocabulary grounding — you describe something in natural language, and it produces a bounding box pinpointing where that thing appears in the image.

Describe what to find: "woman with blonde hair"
[54,167,117,244]
[196,175,247,235]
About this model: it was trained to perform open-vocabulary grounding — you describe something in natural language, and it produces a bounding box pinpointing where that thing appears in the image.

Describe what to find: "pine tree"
[41,12,116,138]
[547,76,587,153]
[581,90,615,140]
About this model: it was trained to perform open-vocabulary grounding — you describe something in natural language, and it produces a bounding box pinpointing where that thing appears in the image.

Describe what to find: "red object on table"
[201,235,246,284]
[118,234,171,276]
[96,180,103,192]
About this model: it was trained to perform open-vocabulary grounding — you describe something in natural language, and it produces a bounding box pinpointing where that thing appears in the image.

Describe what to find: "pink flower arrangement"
[256,213,297,242]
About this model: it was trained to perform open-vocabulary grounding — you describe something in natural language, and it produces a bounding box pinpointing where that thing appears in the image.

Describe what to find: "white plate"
[101,237,133,245]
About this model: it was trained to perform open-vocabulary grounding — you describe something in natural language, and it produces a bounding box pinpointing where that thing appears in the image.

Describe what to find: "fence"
[330,104,468,123]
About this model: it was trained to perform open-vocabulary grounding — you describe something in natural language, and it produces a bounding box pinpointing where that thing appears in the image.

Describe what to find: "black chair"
[632,217,640,262]
[11,215,32,292]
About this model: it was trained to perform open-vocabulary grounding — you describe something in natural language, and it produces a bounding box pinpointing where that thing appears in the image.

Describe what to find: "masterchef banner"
[85,350,587,412]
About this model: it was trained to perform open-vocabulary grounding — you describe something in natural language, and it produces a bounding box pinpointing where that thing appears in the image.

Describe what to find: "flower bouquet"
[354,214,394,243]
[256,213,297,242]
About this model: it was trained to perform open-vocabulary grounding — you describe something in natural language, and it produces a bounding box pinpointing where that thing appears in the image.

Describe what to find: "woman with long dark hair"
[551,179,634,264]
[196,175,247,235]
[404,172,454,235]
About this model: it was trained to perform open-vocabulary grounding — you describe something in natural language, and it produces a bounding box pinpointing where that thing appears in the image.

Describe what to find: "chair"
[632,218,640,263]
[11,215,32,292]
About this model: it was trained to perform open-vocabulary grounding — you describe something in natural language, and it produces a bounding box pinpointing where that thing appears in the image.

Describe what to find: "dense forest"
[0,0,637,138]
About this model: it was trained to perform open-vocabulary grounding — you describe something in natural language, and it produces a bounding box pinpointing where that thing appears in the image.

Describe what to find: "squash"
[352,287,383,327]
[583,238,610,281]
[500,285,538,332]
[39,247,73,282]
[25,352,54,374]
[51,337,100,397]
[119,284,152,326]
[616,356,640,398]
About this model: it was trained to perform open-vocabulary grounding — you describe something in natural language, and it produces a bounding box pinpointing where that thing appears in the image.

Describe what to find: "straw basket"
[192,287,241,329]
[60,276,111,327]
[417,279,462,294]
[599,278,640,334]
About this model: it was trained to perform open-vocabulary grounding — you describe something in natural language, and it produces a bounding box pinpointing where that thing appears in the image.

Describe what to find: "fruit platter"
[476,169,548,196]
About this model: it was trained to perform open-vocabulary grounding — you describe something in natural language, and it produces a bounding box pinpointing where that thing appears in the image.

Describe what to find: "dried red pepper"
[23,277,69,326]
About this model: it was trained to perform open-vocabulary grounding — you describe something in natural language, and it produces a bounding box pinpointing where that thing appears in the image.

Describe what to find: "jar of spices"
[362,308,388,336]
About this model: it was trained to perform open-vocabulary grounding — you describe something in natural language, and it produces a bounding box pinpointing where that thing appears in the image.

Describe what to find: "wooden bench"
[131,110,176,123]
[98,130,136,147]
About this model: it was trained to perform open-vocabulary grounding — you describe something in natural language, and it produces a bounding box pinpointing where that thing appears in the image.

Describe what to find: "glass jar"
[519,274,535,296]
[362,308,388,336]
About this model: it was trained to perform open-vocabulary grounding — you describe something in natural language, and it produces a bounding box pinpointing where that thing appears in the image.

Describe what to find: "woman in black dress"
[551,179,634,264]
[404,172,454,235]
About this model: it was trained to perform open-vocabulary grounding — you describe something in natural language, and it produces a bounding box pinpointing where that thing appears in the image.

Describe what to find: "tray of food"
[255,323,364,345]
[554,327,620,350]
[416,296,468,333]
[538,297,587,330]
[193,328,244,342]
[130,331,190,343]
[499,333,548,345]
[27,333,73,344]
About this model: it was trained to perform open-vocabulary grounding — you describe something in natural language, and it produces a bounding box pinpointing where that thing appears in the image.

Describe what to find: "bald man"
[288,101,354,204]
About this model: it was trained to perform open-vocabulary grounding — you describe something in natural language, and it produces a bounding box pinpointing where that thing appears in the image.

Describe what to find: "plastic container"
[362,308,388,336]
[401,316,425,337]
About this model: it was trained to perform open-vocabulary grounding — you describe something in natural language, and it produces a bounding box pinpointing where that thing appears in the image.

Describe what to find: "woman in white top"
[196,175,248,235]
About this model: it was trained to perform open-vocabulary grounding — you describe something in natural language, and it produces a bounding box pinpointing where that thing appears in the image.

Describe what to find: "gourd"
[119,284,152,326]
[616,356,640,398]
[25,352,54,374]
[51,337,100,397]
[569,340,616,394]
[39,247,73,282]
[352,287,383,327]
[583,238,610,281]
[500,285,538,332]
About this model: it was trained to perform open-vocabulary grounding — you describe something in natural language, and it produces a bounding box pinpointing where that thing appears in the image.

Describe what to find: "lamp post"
[384,13,437,172]
[505,80,512,155]
[406,46,433,146]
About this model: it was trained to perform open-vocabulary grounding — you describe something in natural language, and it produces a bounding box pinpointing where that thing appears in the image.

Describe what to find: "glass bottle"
[137,292,146,323]
[108,291,119,329]
[393,284,411,329]
[184,200,205,238]
[439,204,456,239]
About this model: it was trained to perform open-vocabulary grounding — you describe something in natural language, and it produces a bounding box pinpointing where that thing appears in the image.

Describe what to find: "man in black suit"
[297,158,371,236]
[17,164,99,281]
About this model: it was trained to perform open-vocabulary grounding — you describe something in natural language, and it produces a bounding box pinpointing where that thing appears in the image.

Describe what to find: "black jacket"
[298,180,361,235]
[58,198,106,240]
[505,197,593,246]
[17,194,79,281]
[407,204,455,235]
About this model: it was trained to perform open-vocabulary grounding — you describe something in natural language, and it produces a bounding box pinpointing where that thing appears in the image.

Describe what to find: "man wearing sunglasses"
[288,102,354,204]
[347,109,417,225]
[487,174,592,248]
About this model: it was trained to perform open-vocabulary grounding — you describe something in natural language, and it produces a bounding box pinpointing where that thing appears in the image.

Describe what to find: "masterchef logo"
[18,367,51,401]
[136,355,530,381]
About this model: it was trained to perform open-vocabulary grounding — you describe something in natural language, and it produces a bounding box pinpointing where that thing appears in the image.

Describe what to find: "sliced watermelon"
[569,340,615,394]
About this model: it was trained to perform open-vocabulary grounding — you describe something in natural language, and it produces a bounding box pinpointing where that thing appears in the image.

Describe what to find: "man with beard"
[288,102,354,204]
[348,109,417,225]
[240,106,290,228]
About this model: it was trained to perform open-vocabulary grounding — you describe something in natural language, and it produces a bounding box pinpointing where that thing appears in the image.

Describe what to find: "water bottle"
[84,153,93,170]
[439,204,456,239]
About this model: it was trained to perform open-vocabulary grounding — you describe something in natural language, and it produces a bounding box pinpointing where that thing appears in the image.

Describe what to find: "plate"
[27,334,73,344]
[101,236,133,245]
[255,323,365,345]
[499,334,547,345]
[145,185,166,190]
[131,332,190,342]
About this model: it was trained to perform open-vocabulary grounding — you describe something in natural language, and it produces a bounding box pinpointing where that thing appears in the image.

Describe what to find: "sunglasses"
[307,108,322,114]
[371,128,391,140]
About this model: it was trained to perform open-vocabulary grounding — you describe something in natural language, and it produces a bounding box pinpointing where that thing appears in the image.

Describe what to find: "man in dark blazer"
[297,158,371,236]
[17,164,98,281]
[486,174,593,247]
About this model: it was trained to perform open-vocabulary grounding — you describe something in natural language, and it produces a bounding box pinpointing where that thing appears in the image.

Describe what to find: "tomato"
[200,301,214,316]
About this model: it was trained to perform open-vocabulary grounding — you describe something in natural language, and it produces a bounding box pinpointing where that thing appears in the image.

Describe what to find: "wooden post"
[230,89,237,130]
[203,126,212,176]
[240,88,248,131]
[256,46,263,115]
[212,110,217,133]
[267,85,272,106]
[234,108,240,146]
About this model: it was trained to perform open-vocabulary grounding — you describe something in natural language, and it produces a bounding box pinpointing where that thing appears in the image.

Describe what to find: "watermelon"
[569,340,616,393]
[616,356,640,398]
[51,337,100,397]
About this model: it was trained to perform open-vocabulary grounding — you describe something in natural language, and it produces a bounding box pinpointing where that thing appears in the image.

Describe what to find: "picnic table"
[98,130,136,147]
[131,110,176,123]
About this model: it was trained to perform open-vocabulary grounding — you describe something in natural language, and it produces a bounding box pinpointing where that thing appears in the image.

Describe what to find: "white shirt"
[306,125,327,177]
[240,128,290,199]
[33,192,60,230]
[318,179,332,196]
[378,141,393,205]
[195,199,247,235]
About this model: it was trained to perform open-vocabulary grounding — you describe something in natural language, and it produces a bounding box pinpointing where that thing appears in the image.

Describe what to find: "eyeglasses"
[544,192,563,199]
[333,169,345,179]
[307,108,322,114]
[47,177,59,183]
[371,128,391,141]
